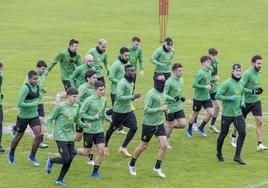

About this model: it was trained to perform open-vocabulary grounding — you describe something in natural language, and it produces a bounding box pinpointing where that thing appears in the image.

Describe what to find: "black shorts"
[62,80,72,91]
[242,101,262,118]
[16,116,41,133]
[141,124,166,143]
[210,92,217,101]
[192,99,213,112]
[38,103,45,117]
[83,132,105,148]
[165,110,186,121]
[97,77,105,86]
[110,111,137,130]
[76,124,83,133]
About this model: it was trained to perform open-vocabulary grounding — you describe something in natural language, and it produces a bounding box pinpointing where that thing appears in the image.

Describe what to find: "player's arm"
[108,63,120,83]
[151,48,163,66]
[46,105,61,135]
[116,83,134,101]
[75,54,82,66]
[241,72,251,94]
[144,93,161,113]
[192,72,207,89]
[69,67,80,88]
[103,54,110,73]
[164,81,174,101]
[45,52,63,76]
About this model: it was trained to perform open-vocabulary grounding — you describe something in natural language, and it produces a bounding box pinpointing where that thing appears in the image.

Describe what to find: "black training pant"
[0,105,3,144]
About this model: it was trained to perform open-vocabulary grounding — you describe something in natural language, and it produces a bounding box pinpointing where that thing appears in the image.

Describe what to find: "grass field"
[1,0,268,187]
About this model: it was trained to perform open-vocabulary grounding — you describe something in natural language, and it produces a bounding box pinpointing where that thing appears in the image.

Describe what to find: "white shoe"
[257,143,267,151]
[153,168,166,178]
[230,134,237,148]
[167,143,172,149]
[128,163,136,176]
[87,160,95,166]
[117,130,127,135]
[209,125,220,133]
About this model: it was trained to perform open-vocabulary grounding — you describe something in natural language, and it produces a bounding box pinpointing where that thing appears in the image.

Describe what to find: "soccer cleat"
[153,168,166,178]
[209,125,220,133]
[216,152,224,162]
[91,171,103,179]
[0,146,5,153]
[28,156,40,167]
[87,159,95,166]
[230,134,237,148]
[119,147,132,157]
[39,142,49,149]
[56,180,65,186]
[186,129,193,138]
[233,156,246,165]
[8,152,14,165]
[46,158,53,174]
[257,143,267,151]
[197,127,207,137]
[117,129,127,135]
[128,162,136,176]
[167,143,172,149]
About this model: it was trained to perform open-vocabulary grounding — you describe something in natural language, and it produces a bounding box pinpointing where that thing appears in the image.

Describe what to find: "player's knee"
[131,126,138,133]
[62,156,71,164]
[256,118,263,127]
[99,147,105,155]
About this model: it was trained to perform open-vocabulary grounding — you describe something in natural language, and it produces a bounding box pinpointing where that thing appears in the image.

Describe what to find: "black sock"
[231,134,236,138]
[40,134,44,143]
[88,154,94,160]
[129,157,136,167]
[194,116,198,123]
[258,141,262,146]
[155,160,162,169]
[199,121,208,129]
[93,165,100,173]
[10,148,15,155]
[29,150,36,158]
[188,123,193,131]
[211,117,217,126]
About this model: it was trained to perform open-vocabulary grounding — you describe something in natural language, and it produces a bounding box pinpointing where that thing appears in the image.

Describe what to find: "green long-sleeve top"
[216,78,244,117]
[0,75,3,105]
[46,101,80,141]
[151,46,175,73]
[17,82,40,119]
[46,49,82,80]
[88,47,109,78]
[70,63,93,89]
[164,76,184,113]
[128,46,144,71]
[78,95,110,134]
[242,68,262,103]
[143,88,166,126]
[108,57,129,94]
[113,78,134,113]
[77,83,95,105]
[192,67,212,101]
[210,60,220,94]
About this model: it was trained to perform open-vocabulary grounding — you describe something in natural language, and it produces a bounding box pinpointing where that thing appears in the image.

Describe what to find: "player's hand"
[47,134,53,140]
[140,70,144,80]
[227,95,239,101]
[95,114,100,119]
[214,75,220,81]
[205,84,212,90]
[134,93,141,100]
[160,105,168,112]
[252,87,263,95]
[85,123,91,128]
[240,101,246,108]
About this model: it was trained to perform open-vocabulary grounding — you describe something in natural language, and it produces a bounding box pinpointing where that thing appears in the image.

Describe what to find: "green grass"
[1,0,268,187]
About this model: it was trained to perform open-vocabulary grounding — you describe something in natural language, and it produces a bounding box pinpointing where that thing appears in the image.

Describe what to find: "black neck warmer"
[231,74,241,81]
[154,79,165,93]
[68,48,77,58]
[124,74,135,83]
[96,46,104,54]
[163,45,170,53]
[119,56,128,64]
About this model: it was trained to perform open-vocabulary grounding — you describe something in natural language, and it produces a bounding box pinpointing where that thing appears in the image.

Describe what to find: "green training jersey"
[210,59,220,94]
[192,67,212,101]
[164,76,184,113]
[70,63,93,89]
[46,101,80,141]
[78,95,110,134]
[88,47,109,78]
[242,68,262,103]
[46,49,82,80]
[143,88,166,126]
[216,77,244,117]
[17,82,40,119]
[113,78,134,113]
[151,46,175,73]
[77,83,95,105]
[128,46,144,71]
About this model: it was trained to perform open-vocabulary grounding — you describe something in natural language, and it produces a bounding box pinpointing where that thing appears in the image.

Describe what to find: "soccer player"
[69,54,94,89]
[164,63,186,149]
[88,39,109,84]
[151,37,175,82]
[230,55,266,150]
[77,81,111,178]
[105,64,141,157]
[128,73,169,178]
[0,62,4,153]
[45,88,87,186]
[46,39,82,91]
[8,71,42,166]
[186,56,213,137]
[216,64,246,165]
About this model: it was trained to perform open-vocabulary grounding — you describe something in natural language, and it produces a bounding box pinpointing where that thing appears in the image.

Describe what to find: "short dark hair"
[0,62,3,68]
[69,39,79,46]
[28,70,37,79]
[36,60,47,68]
[172,63,183,71]
[94,80,105,90]
[208,48,218,55]
[200,55,211,63]
[120,47,130,54]
[132,37,141,42]
[66,87,78,96]
[251,55,262,63]
[84,69,96,81]
[125,64,133,71]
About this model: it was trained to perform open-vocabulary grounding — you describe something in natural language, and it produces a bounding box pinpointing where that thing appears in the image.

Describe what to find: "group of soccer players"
[0,36,265,186]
